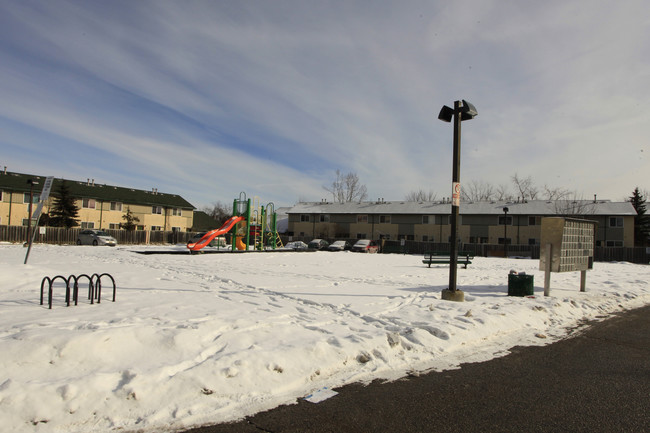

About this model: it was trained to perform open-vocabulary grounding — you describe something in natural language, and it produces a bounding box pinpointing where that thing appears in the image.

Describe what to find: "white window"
[172,226,181,232]
[152,206,162,214]
[319,214,330,222]
[22,218,37,226]
[110,202,123,211]
[151,225,162,231]
[23,193,40,204]
[300,214,310,222]
[357,215,368,223]
[81,221,95,229]
[82,198,96,209]
[379,215,391,224]
[422,215,430,224]
[109,223,120,230]
[172,208,182,216]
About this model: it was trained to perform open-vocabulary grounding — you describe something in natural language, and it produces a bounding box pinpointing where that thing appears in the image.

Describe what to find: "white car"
[284,241,309,251]
[76,229,117,246]
[351,239,379,253]
[327,240,351,251]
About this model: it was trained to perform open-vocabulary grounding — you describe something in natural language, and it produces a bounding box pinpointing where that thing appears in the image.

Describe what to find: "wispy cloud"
[1,0,648,208]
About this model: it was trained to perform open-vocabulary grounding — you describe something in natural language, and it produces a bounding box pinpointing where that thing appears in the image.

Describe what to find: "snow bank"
[1,244,648,432]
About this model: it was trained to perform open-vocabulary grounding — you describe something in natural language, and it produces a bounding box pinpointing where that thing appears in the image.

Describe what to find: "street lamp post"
[503,207,509,258]
[438,100,477,302]
[25,179,39,246]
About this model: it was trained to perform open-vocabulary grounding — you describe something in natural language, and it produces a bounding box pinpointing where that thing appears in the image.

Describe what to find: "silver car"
[284,241,309,251]
[76,229,117,246]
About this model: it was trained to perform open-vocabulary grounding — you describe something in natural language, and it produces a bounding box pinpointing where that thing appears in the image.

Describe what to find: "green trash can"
[508,273,534,296]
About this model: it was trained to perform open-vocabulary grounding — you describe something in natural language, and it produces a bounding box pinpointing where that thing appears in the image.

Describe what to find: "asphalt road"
[183,304,650,433]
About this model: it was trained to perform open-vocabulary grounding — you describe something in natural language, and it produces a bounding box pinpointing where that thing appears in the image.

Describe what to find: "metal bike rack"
[40,273,116,310]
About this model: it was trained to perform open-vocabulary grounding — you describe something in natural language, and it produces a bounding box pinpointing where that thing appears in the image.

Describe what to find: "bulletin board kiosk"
[539,217,597,296]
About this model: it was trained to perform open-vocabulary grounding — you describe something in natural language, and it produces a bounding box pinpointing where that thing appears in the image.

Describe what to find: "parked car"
[284,241,309,251]
[76,229,117,246]
[327,240,351,251]
[308,239,329,250]
[351,239,379,253]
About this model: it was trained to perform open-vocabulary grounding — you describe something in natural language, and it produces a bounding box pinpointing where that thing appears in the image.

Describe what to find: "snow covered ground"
[1,244,649,433]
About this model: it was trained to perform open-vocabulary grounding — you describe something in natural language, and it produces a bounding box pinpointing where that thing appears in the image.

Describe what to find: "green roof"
[191,211,222,231]
[0,171,195,209]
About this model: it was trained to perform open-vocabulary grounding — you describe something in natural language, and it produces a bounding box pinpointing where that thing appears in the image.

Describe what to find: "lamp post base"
[441,289,465,302]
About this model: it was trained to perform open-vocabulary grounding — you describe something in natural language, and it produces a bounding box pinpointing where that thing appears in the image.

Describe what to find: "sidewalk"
[185,304,650,433]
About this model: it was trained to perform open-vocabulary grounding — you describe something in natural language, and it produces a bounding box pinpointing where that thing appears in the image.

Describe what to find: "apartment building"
[287,199,637,247]
[0,170,195,231]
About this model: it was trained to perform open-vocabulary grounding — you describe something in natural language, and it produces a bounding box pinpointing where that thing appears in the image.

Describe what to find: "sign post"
[24,176,54,264]
[438,100,477,302]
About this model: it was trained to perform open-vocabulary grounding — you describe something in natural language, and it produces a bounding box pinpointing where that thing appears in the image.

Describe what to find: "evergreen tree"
[49,180,79,228]
[629,187,650,246]
[121,207,140,231]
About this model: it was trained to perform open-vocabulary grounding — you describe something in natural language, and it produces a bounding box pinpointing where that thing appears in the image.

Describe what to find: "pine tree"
[629,187,650,246]
[121,207,140,231]
[49,180,80,229]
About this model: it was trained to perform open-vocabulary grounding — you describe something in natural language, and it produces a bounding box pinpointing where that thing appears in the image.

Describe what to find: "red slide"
[187,216,245,251]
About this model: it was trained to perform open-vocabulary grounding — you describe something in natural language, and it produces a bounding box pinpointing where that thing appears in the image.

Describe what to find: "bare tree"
[511,173,538,201]
[324,170,368,203]
[405,189,438,202]
[460,180,495,202]
[543,184,571,200]
[495,183,513,201]
[202,201,231,225]
[552,193,597,217]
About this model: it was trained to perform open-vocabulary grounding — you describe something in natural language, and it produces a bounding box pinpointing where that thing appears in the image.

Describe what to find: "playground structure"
[187,192,282,252]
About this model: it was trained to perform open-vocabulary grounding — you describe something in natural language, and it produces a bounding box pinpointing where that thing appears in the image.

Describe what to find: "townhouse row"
[286,199,637,247]
[0,171,195,232]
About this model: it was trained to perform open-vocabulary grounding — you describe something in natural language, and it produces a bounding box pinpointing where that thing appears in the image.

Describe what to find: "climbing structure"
[188,191,278,253]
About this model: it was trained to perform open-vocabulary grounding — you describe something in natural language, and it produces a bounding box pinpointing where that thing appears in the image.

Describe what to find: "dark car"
[308,239,329,250]
[351,239,379,253]
[327,240,351,251]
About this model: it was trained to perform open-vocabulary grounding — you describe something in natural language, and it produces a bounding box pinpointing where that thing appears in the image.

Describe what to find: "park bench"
[422,251,474,268]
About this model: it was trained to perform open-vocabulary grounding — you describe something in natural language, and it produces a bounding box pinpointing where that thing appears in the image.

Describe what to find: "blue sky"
[1,0,648,209]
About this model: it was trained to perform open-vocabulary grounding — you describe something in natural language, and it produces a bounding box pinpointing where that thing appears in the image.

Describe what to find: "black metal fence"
[0,225,196,245]
[378,240,649,264]
[284,235,649,265]
[2,226,648,264]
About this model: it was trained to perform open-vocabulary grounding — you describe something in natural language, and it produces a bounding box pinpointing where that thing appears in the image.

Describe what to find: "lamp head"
[460,100,478,120]
[438,105,454,122]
